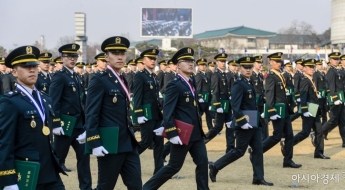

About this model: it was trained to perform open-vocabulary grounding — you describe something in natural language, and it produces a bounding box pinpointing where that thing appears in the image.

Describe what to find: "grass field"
[61,117,345,189]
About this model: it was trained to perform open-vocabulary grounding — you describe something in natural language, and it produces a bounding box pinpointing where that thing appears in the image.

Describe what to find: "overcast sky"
[0,0,331,50]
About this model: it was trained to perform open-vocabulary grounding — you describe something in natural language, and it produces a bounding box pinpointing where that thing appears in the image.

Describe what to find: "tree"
[0,46,7,57]
[135,41,158,52]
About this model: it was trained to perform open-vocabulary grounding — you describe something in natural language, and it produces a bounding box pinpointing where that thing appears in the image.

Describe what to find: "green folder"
[6,160,41,190]
[210,100,229,113]
[264,103,286,118]
[298,102,319,117]
[131,104,152,124]
[287,87,294,94]
[319,89,326,98]
[201,92,209,102]
[85,127,119,154]
[256,95,260,105]
[327,91,345,106]
[60,114,77,137]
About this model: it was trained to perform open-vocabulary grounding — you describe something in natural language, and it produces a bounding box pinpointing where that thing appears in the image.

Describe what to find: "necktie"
[188,79,195,92]
[32,90,43,111]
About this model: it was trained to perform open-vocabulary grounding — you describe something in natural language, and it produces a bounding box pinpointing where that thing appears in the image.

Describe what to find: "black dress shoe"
[280,140,286,156]
[283,162,302,168]
[252,179,274,186]
[61,164,72,172]
[324,132,328,140]
[314,154,330,159]
[209,163,218,182]
[342,144,345,148]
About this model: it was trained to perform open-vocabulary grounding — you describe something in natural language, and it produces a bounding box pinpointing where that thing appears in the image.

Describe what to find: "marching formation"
[0,35,343,190]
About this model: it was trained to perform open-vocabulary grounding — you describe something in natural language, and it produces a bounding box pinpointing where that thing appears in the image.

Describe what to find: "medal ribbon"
[107,65,131,101]
[303,73,319,97]
[178,73,195,97]
[17,84,45,123]
[270,69,286,89]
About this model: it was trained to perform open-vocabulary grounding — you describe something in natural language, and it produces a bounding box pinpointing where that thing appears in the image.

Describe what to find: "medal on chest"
[30,116,36,128]
[113,94,117,103]
[42,126,50,135]
[186,94,189,103]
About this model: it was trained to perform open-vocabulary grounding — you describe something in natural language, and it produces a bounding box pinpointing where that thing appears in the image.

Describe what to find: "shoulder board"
[3,90,20,98]
[96,71,107,77]
[39,91,50,97]
[268,71,274,75]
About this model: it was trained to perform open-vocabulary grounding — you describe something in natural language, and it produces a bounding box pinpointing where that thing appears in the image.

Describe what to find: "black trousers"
[205,111,234,153]
[294,115,324,156]
[54,128,92,190]
[214,128,264,181]
[95,150,142,190]
[162,141,172,160]
[36,173,65,190]
[137,120,164,174]
[200,104,214,130]
[262,116,294,165]
[322,105,345,144]
[290,102,301,122]
[319,98,328,125]
[143,139,209,190]
[258,106,269,140]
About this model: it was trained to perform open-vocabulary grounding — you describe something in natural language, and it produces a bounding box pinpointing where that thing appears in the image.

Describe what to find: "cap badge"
[115,37,121,44]
[72,44,76,49]
[246,57,250,61]
[188,48,191,53]
[26,46,32,54]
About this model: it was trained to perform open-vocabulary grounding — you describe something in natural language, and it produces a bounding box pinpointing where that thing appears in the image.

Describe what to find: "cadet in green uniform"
[292,59,330,159]
[0,46,66,190]
[290,59,304,121]
[209,57,273,186]
[322,52,345,147]
[143,47,208,190]
[133,48,164,174]
[50,44,92,189]
[260,52,302,168]
[84,36,141,190]
[313,60,328,126]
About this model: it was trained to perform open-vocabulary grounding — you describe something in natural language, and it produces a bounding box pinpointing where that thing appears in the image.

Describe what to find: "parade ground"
[62,117,345,189]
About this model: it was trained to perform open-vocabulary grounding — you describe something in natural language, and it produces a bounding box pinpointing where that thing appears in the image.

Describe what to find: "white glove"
[153,127,164,136]
[317,92,322,99]
[76,131,86,144]
[198,98,204,103]
[226,121,232,128]
[159,92,163,98]
[303,112,312,117]
[260,113,265,118]
[3,185,19,190]
[85,91,87,95]
[229,96,231,100]
[137,116,148,124]
[296,98,301,102]
[270,114,281,120]
[241,123,253,130]
[169,136,182,145]
[216,108,224,113]
[334,100,342,105]
[286,92,290,96]
[208,106,212,110]
[92,146,109,157]
[53,127,65,135]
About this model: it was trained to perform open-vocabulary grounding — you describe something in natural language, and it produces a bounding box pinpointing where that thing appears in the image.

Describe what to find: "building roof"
[269,34,315,44]
[194,26,276,39]
[130,39,161,48]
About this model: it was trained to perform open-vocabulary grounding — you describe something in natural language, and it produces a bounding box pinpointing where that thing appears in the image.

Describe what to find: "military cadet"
[2,67,17,93]
[81,36,141,189]
[143,47,209,190]
[227,59,238,88]
[83,63,93,93]
[157,60,167,102]
[125,59,136,92]
[75,62,85,76]
[93,62,99,73]
[313,60,328,126]
[0,46,66,190]
[35,53,53,94]
[95,53,107,73]
[290,59,330,159]
[195,58,213,130]
[257,52,301,168]
[251,56,268,140]
[207,61,216,121]
[0,57,6,95]
[49,59,56,75]
[204,53,234,153]
[291,58,304,121]
[54,57,64,71]
[283,62,295,116]
[163,59,178,92]
[209,57,273,186]
[135,57,144,71]
[208,61,215,73]
[132,48,164,175]
[322,52,345,147]
[49,43,92,189]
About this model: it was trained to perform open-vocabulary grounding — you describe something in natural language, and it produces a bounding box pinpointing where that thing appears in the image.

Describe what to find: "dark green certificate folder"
[297,102,319,117]
[319,89,326,98]
[327,91,344,106]
[131,104,152,124]
[210,100,229,113]
[0,160,41,190]
[60,114,77,137]
[85,127,119,154]
[264,103,286,118]
[201,92,209,102]
[234,110,259,128]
